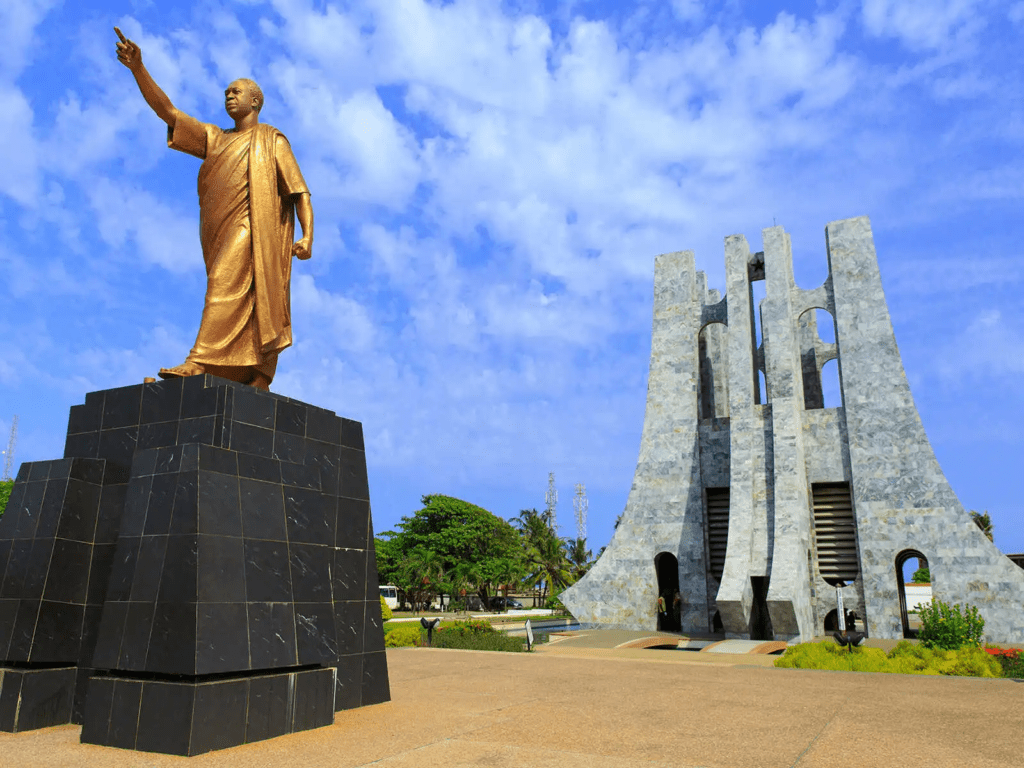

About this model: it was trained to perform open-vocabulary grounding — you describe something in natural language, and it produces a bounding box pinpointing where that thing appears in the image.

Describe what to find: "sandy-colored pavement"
[0,642,1021,767]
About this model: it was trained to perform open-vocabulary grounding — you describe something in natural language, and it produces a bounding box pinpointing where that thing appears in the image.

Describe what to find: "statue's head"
[225,78,264,119]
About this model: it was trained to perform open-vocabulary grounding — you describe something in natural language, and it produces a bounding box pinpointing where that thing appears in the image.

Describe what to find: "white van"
[379,584,399,610]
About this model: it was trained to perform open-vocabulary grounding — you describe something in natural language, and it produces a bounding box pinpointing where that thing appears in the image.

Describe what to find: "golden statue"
[115,27,313,391]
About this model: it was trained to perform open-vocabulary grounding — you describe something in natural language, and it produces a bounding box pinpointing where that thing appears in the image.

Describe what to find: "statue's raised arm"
[114,27,179,127]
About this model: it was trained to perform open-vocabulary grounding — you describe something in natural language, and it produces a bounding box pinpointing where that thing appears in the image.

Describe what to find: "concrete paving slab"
[0,646,1020,767]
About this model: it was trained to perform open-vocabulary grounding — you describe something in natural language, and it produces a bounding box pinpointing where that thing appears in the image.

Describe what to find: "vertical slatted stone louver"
[706,488,730,583]
[812,482,859,585]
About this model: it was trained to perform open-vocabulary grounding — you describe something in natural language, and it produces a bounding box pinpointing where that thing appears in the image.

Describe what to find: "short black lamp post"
[832,581,865,652]
[421,617,440,646]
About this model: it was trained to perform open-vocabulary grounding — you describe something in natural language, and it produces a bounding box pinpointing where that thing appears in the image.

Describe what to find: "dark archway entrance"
[749,576,774,640]
[896,549,928,639]
[654,552,680,632]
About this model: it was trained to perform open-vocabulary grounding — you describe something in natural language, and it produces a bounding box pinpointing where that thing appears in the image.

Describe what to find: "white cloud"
[861,0,985,52]
[85,176,202,274]
[671,0,703,22]
[934,309,1024,384]
[291,273,376,352]
[0,0,61,78]
[0,84,40,204]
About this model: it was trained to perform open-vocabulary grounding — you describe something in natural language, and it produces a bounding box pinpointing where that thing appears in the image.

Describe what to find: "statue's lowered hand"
[114,27,142,71]
[292,237,312,260]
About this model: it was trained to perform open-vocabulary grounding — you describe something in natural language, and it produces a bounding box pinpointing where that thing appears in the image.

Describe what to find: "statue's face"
[225,80,257,119]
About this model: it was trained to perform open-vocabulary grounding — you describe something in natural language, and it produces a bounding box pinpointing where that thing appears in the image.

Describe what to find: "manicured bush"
[889,640,1000,678]
[917,599,985,650]
[379,595,393,621]
[431,630,527,652]
[433,620,495,637]
[775,642,889,673]
[775,640,1001,677]
[384,623,423,648]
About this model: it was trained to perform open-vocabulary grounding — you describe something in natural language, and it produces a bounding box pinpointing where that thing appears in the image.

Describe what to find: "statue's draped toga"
[168,114,309,383]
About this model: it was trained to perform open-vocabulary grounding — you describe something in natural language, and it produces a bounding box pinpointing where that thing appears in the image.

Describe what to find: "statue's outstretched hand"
[292,236,313,260]
[114,27,142,71]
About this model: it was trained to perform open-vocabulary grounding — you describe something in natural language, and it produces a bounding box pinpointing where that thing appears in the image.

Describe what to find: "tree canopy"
[375,494,525,610]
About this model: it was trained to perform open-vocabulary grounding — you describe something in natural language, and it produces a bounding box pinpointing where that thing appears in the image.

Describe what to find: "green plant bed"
[430,631,527,652]
[775,641,1002,678]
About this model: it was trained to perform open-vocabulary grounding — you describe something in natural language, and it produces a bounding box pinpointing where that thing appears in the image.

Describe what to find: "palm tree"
[564,537,593,583]
[399,546,444,613]
[514,508,570,606]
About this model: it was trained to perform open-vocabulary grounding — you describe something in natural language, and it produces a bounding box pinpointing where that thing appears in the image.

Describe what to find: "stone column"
[714,235,760,637]
[760,226,815,641]
[561,251,710,632]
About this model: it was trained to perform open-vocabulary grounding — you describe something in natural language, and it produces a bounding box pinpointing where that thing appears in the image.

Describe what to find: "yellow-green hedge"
[775,640,1001,677]
[384,623,422,648]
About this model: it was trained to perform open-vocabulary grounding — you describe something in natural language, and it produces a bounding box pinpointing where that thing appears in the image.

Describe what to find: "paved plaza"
[1,636,1020,767]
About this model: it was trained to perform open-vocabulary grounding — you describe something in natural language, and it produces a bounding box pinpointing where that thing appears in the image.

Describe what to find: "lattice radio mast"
[544,472,557,531]
[2,415,18,482]
[573,482,588,542]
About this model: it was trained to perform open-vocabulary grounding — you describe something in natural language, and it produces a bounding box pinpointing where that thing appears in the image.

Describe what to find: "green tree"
[380,495,524,611]
[911,566,931,584]
[0,479,12,520]
[969,510,993,542]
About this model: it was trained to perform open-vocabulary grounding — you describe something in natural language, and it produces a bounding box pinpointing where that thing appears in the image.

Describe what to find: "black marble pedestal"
[0,375,389,754]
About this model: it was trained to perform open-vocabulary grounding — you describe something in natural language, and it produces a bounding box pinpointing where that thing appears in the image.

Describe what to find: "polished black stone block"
[2,375,389,751]
[0,667,76,732]
[85,667,335,756]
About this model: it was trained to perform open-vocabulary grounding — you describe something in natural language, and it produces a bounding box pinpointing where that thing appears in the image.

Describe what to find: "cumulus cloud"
[861,0,985,52]
[934,310,1024,384]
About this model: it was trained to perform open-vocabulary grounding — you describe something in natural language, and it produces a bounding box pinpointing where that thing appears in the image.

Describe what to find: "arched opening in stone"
[815,308,835,343]
[698,323,729,419]
[821,358,842,408]
[654,552,681,632]
[896,549,930,639]
[797,308,839,410]
[749,576,774,641]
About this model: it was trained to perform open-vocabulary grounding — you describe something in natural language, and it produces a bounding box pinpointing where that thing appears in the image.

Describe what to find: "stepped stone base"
[0,666,76,732]
[81,667,335,756]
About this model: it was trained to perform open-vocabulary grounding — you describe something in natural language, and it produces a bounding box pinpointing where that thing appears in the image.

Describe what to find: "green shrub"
[0,479,12,519]
[917,599,985,650]
[775,640,1000,677]
[379,595,393,621]
[384,623,422,648]
[775,642,888,673]
[546,591,566,612]
[434,620,495,637]
[431,630,526,652]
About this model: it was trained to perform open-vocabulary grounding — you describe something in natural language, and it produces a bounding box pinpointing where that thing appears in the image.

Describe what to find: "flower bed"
[984,647,1024,678]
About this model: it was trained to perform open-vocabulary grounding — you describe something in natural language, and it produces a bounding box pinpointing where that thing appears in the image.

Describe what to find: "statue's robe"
[168,114,309,384]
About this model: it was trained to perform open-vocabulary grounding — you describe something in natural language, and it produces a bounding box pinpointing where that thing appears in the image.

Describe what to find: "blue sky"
[1,0,1022,555]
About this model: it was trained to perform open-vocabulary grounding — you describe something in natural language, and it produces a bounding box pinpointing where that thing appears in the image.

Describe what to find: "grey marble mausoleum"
[562,216,1024,645]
